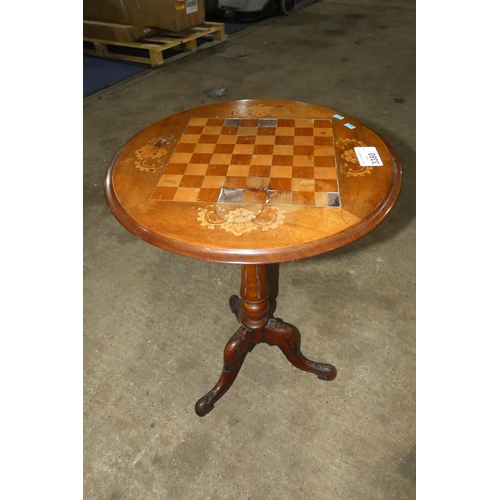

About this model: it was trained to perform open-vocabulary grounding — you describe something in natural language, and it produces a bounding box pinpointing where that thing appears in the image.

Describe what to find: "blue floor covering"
[83,19,258,97]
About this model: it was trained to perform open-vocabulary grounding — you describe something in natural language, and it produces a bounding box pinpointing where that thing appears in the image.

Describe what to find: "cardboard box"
[83,20,159,42]
[83,0,205,32]
[83,1,127,24]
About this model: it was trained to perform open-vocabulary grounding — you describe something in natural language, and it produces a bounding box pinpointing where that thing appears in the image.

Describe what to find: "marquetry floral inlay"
[335,138,373,177]
[134,137,173,172]
[197,205,286,236]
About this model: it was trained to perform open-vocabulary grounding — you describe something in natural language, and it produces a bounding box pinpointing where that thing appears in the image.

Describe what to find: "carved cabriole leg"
[262,319,337,381]
[195,326,255,417]
[229,295,242,323]
[195,265,269,416]
[195,264,337,416]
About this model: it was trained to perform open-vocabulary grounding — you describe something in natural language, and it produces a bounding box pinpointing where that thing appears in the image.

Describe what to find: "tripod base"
[195,265,337,416]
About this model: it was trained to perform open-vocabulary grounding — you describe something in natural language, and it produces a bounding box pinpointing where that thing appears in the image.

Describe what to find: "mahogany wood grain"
[104,100,402,265]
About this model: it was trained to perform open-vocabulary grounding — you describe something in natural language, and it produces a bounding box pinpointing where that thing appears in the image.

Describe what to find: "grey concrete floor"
[83,0,415,498]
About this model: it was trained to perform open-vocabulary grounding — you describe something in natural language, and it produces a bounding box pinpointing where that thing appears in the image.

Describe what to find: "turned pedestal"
[195,264,337,416]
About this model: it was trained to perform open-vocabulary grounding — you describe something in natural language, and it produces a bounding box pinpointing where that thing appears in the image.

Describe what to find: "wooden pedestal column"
[195,265,337,417]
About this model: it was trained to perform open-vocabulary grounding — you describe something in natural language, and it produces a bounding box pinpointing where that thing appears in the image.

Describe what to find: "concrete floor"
[83,0,415,498]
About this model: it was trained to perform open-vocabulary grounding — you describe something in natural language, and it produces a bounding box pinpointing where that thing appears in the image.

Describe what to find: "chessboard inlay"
[150,117,341,207]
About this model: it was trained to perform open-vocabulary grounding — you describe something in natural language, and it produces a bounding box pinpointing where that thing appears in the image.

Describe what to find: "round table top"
[104,100,402,264]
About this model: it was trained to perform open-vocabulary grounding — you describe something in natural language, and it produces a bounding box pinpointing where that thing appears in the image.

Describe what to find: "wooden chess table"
[104,100,402,416]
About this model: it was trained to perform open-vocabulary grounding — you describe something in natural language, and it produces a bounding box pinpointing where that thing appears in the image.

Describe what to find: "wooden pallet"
[83,22,226,67]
